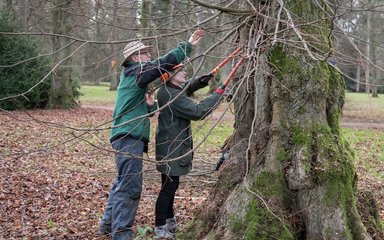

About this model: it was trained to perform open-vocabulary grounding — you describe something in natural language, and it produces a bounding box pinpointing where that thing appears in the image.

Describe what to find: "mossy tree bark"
[181,1,372,239]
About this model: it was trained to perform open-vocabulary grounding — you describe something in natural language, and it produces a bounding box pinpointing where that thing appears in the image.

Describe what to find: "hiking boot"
[154,225,175,239]
[97,221,111,237]
[166,217,177,233]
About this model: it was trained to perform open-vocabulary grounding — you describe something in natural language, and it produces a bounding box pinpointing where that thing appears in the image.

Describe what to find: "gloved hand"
[196,73,214,86]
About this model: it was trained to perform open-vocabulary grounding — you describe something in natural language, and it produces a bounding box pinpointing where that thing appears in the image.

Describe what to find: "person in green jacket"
[99,29,205,240]
[154,63,225,238]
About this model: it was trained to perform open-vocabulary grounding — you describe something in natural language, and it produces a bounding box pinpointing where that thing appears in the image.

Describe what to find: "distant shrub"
[0,10,51,110]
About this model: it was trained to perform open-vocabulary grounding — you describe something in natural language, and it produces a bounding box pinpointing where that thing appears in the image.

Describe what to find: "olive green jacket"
[155,80,222,176]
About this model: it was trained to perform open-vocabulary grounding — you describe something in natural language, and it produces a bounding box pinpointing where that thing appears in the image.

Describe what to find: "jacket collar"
[123,61,137,68]
[166,82,183,90]
[123,61,139,76]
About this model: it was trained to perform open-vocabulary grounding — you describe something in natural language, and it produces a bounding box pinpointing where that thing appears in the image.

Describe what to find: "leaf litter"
[0,108,219,239]
[0,108,382,239]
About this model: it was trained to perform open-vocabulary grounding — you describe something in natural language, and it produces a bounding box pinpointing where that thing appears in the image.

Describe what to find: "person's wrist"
[148,99,157,107]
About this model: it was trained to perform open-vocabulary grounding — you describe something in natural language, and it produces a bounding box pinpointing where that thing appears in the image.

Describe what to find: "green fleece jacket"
[110,41,192,143]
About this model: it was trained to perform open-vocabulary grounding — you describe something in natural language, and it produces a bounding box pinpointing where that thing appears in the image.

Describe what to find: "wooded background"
[1,0,384,239]
[1,0,384,109]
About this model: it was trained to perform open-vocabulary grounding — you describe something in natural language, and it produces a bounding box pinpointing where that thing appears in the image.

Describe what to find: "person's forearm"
[136,42,192,88]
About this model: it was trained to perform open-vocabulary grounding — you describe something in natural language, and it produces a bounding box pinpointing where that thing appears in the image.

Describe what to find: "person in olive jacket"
[99,29,205,240]
[154,63,225,238]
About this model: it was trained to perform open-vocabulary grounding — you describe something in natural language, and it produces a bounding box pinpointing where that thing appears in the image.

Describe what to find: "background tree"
[108,0,120,91]
[0,9,51,110]
[47,0,79,108]
[335,0,384,95]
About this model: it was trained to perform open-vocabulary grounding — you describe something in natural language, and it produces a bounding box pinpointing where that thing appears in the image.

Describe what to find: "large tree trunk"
[48,0,77,108]
[181,1,372,239]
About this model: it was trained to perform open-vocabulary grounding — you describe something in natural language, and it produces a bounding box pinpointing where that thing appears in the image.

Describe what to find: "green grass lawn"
[344,92,384,120]
[79,85,116,104]
[343,128,384,178]
[191,120,233,150]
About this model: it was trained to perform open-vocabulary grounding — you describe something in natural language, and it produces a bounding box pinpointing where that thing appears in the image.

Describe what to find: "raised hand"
[188,29,205,45]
